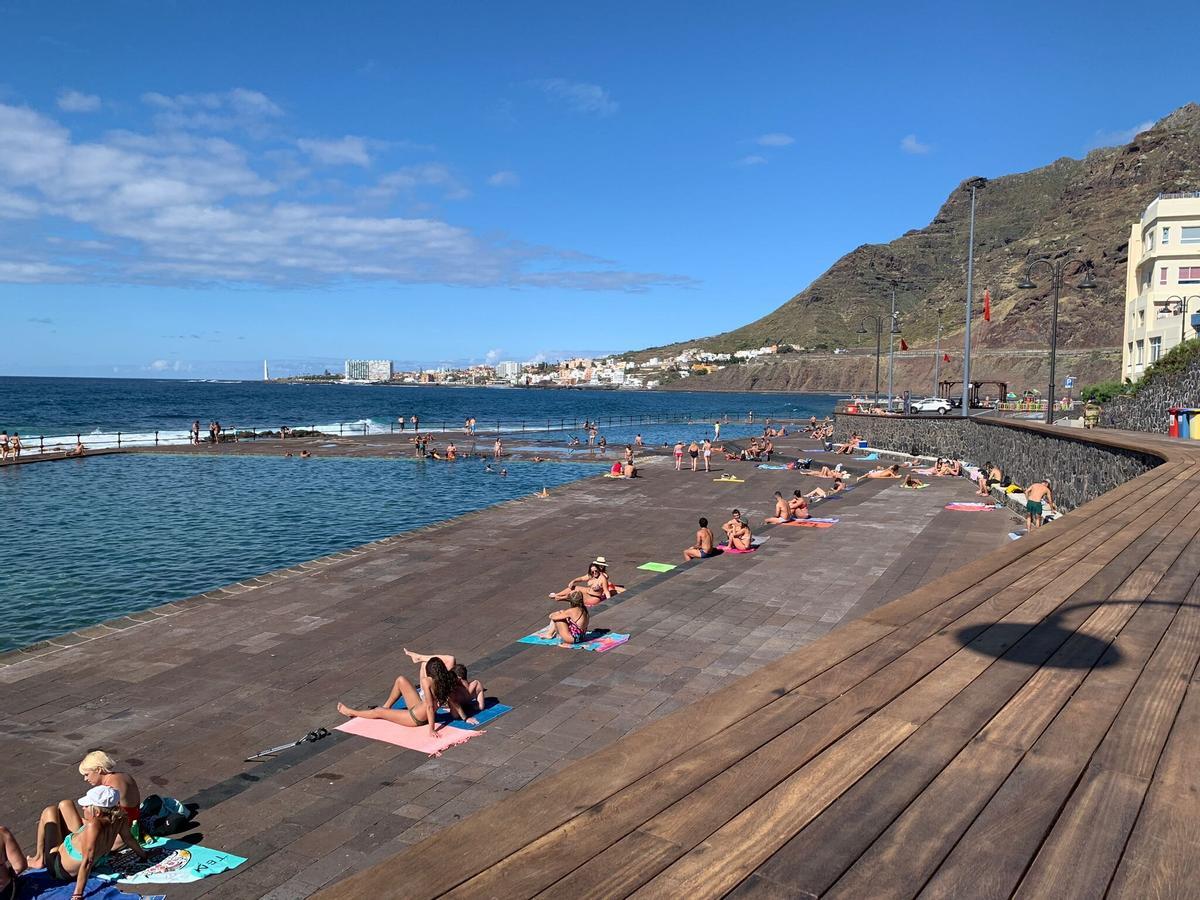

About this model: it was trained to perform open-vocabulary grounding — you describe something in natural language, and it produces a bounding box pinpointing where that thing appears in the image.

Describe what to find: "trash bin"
[1190,409,1200,440]
[1169,407,1180,438]
[1182,409,1194,440]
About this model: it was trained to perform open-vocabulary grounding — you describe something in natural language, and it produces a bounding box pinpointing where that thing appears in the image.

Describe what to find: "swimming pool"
[0,453,602,651]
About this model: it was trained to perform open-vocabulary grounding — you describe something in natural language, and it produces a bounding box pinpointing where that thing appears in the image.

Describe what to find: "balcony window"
[1136,340,1145,365]
[1150,336,1163,363]
[1180,266,1200,284]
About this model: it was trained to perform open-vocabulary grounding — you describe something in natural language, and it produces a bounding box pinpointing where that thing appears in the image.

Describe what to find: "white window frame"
[1182,226,1200,244]
[1163,226,1171,244]
[1150,336,1162,363]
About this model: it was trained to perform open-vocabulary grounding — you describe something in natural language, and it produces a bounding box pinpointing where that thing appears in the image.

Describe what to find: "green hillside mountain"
[634,103,1200,371]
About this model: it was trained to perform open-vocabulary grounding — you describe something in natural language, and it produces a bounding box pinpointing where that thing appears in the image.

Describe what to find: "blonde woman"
[28,785,147,898]
[64,751,142,844]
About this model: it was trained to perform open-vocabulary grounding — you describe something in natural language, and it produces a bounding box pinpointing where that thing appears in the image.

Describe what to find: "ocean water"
[0,453,603,651]
[0,377,836,449]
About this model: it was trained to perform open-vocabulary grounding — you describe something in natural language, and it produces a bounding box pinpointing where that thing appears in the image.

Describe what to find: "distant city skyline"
[0,1,1189,378]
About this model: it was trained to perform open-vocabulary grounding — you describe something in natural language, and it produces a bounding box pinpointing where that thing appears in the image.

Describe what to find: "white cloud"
[487,170,520,188]
[57,90,101,113]
[533,79,618,117]
[756,133,794,146]
[484,348,503,363]
[899,134,931,155]
[147,359,192,372]
[0,100,690,292]
[296,135,372,167]
[1085,119,1156,151]
[140,88,283,133]
[736,154,768,166]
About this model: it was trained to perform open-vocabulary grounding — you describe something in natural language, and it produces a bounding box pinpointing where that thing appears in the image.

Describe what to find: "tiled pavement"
[0,438,1013,898]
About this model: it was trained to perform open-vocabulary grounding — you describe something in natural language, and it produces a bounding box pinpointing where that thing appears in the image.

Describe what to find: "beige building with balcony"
[1123,192,1200,380]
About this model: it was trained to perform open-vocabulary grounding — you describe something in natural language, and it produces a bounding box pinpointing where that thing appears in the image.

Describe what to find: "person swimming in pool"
[683,517,715,561]
[336,652,476,736]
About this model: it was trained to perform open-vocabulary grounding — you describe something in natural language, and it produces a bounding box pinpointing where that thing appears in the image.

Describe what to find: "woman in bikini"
[337,652,475,737]
[61,751,143,846]
[549,563,609,607]
[27,786,148,899]
[673,442,684,471]
[542,592,590,647]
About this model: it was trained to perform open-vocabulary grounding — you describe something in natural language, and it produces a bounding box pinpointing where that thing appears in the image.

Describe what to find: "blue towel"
[853,452,879,461]
[15,871,146,900]
[390,696,513,729]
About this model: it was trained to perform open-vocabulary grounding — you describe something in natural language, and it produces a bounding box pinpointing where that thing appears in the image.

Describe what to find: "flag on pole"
[943,353,950,362]
[983,288,992,322]
[899,338,909,351]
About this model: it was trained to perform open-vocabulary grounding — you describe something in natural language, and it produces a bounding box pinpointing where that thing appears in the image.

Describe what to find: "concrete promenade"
[0,433,1011,898]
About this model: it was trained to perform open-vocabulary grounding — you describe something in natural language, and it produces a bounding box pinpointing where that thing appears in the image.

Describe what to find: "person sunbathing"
[904,474,925,488]
[540,592,590,647]
[451,663,486,715]
[788,490,811,519]
[549,562,610,607]
[27,786,148,894]
[834,433,861,455]
[337,653,473,736]
[805,477,846,501]
[622,461,638,478]
[858,464,902,481]
[66,440,86,458]
[683,517,715,561]
[1,825,27,899]
[63,751,142,846]
[722,510,753,550]
[763,491,792,524]
[801,465,843,478]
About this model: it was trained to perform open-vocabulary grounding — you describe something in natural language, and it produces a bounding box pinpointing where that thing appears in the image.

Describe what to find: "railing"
[2,411,808,458]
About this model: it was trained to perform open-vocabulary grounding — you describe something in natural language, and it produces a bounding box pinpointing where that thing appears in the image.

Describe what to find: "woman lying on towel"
[337,651,478,737]
[858,464,902,482]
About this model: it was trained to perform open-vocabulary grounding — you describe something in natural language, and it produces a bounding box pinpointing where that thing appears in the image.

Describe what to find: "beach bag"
[140,795,192,837]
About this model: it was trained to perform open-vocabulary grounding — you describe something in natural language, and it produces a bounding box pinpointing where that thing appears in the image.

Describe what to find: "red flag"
[899,338,908,351]
[943,353,950,362]
[983,288,992,322]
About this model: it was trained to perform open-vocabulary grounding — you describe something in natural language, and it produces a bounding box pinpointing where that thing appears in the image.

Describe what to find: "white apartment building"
[495,361,521,379]
[344,359,394,381]
[1123,192,1200,380]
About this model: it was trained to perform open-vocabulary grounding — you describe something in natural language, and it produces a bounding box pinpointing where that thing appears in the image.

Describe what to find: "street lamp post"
[933,306,944,396]
[962,178,986,416]
[887,284,898,409]
[1167,294,1200,345]
[1018,257,1097,425]
[857,315,884,407]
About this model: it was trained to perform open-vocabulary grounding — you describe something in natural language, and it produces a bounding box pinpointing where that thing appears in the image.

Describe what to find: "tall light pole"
[933,306,944,396]
[887,283,898,409]
[1019,257,1097,424]
[858,314,902,407]
[961,178,986,415]
[1167,294,1200,345]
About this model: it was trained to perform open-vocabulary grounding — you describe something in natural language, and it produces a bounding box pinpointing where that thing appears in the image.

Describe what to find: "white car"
[911,397,952,414]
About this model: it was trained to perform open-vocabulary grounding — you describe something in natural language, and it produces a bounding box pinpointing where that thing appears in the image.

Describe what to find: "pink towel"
[718,543,758,554]
[335,717,480,756]
[945,502,995,511]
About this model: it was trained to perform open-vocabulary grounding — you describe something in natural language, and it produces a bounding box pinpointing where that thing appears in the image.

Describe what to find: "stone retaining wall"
[1100,358,1200,433]
[834,415,1162,512]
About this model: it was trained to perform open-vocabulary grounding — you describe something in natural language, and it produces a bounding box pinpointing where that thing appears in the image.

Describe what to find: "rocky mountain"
[638,103,1200,391]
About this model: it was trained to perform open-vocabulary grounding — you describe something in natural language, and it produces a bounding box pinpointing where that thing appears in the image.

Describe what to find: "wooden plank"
[1107,678,1200,899]
[628,714,918,899]
[451,469,1198,900]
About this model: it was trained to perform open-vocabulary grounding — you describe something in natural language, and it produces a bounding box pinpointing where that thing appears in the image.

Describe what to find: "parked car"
[911,397,952,414]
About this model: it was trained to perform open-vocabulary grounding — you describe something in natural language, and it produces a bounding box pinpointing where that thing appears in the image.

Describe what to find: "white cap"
[79,785,120,809]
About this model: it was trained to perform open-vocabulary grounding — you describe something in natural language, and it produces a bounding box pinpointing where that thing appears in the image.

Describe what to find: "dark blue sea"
[0,378,835,650]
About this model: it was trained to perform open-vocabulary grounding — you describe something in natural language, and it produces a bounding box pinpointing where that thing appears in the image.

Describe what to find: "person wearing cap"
[62,751,142,847]
[549,557,614,607]
[27,784,148,898]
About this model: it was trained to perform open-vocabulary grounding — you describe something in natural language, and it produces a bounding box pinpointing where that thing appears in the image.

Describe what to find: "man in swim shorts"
[722,509,753,550]
[684,517,715,561]
[763,491,792,525]
[1025,479,1053,529]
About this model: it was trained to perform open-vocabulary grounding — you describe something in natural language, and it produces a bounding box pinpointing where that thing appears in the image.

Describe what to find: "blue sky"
[0,0,1187,378]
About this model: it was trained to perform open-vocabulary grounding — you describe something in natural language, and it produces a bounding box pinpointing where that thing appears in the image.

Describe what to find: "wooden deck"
[321,427,1200,900]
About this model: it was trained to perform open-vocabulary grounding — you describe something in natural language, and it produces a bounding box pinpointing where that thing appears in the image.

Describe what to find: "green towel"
[638,561,677,572]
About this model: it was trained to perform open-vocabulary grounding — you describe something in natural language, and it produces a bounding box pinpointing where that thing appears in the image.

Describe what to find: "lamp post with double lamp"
[1168,295,1200,344]
[933,306,944,396]
[961,177,987,416]
[1018,257,1097,424]
[857,314,902,409]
